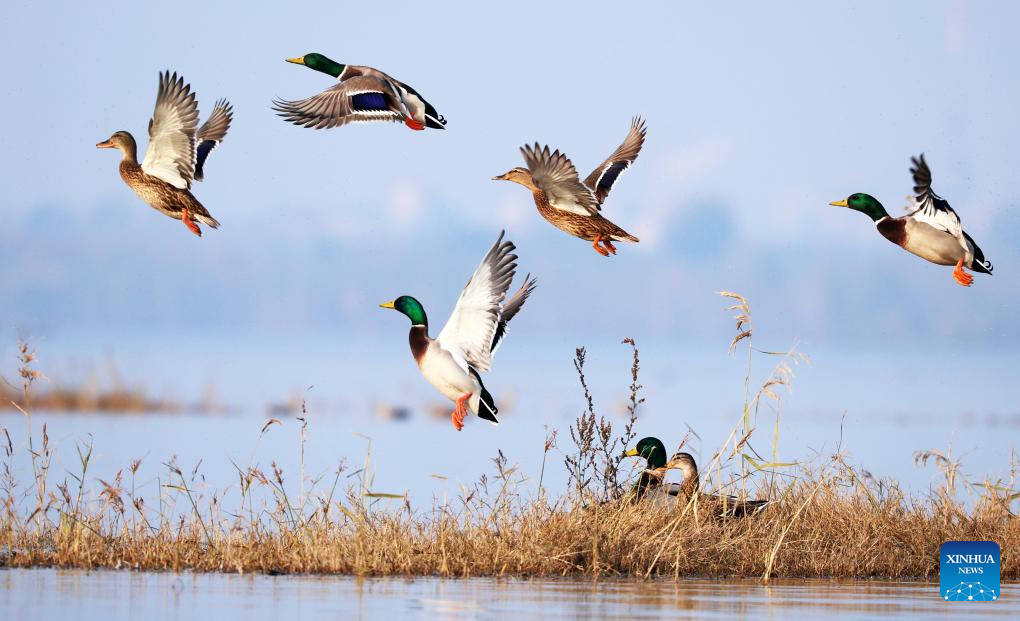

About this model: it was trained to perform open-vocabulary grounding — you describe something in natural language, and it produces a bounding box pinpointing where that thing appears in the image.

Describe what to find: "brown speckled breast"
[119,161,212,221]
[532,189,635,242]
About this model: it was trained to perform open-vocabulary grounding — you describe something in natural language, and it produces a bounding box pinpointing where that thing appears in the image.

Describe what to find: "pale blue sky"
[1,2,1018,353]
[1,1,1019,498]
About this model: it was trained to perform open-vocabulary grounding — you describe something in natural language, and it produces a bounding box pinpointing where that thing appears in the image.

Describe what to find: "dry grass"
[0,346,192,414]
[2,297,1018,580]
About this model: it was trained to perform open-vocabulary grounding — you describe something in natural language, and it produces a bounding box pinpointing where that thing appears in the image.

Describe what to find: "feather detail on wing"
[521,144,600,216]
[490,273,537,356]
[906,154,964,242]
[141,71,200,189]
[272,75,406,129]
[436,231,520,373]
[194,99,233,181]
[583,116,647,205]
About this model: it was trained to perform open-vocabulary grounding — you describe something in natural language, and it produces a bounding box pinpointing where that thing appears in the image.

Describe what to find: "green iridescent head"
[380,296,428,326]
[624,437,668,469]
[829,193,889,222]
[285,53,346,78]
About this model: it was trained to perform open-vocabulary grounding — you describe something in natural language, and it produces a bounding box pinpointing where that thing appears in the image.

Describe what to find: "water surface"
[1,569,1016,620]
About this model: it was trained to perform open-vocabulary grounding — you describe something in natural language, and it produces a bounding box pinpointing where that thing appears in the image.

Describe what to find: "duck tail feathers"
[470,368,499,425]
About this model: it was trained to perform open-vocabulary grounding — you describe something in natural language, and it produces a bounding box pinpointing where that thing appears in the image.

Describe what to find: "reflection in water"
[1,569,1016,620]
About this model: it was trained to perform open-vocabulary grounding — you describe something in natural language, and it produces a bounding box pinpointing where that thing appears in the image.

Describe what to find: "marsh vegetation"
[1,295,1017,580]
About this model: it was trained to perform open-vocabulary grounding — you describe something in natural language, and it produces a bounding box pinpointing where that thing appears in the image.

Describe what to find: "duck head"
[96,131,138,160]
[285,53,347,78]
[624,437,668,469]
[829,193,889,222]
[379,295,428,327]
[666,452,697,480]
[493,167,538,191]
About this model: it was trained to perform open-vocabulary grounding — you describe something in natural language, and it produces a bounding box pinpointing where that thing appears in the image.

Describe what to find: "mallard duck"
[662,451,769,517]
[625,437,769,516]
[493,117,646,256]
[623,436,669,499]
[273,53,446,131]
[829,154,993,287]
[97,71,232,237]
[380,231,536,431]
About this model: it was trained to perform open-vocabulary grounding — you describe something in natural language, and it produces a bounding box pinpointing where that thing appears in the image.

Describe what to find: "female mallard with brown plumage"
[829,154,993,287]
[97,71,232,237]
[493,117,645,256]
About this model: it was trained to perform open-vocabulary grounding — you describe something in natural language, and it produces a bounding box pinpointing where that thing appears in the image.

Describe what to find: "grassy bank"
[2,295,1018,580]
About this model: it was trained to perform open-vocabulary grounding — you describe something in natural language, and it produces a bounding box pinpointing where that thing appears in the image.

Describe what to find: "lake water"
[1,569,1016,620]
[0,333,1018,505]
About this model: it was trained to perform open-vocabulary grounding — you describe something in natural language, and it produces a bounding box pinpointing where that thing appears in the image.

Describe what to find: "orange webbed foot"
[591,235,610,257]
[451,393,470,431]
[181,209,202,237]
[404,117,426,131]
[602,239,617,255]
[953,259,973,287]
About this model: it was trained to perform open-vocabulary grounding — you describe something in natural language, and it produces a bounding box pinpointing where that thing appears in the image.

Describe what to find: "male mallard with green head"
[623,436,668,499]
[829,154,993,287]
[97,72,232,237]
[273,53,446,131]
[493,117,645,256]
[380,231,536,431]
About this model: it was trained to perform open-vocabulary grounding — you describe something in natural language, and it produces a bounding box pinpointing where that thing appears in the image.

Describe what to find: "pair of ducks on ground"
[95,54,994,434]
[624,437,769,517]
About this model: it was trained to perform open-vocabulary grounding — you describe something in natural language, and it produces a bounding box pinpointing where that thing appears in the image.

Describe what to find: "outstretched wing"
[583,116,647,205]
[521,144,599,216]
[490,273,537,356]
[141,71,200,189]
[906,154,963,241]
[436,231,518,373]
[194,99,233,181]
[272,75,406,129]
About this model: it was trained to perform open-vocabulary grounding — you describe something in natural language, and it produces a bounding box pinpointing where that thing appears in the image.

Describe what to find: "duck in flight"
[97,71,232,236]
[273,53,446,131]
[829,154,993,287]
[380,232,536,431]
[493,117,646,256]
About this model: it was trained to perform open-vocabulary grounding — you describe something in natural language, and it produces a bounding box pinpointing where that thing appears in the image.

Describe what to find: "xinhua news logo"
[940,541,1000,602]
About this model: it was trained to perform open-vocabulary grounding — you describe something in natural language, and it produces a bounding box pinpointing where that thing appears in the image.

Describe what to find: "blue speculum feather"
[195,140,215,180]
[598,162,629,193]
[352,92,389,111]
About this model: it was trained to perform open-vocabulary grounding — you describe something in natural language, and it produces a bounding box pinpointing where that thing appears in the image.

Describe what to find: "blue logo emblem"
[940,541,1000,601]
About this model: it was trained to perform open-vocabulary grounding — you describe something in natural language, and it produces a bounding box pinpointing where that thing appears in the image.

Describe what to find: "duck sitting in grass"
[493,117,645,256]
[380,231,536,431]
[625,437,769,517]
[97,72,232,237]
[829,154,993,287]
[273,53,445,131]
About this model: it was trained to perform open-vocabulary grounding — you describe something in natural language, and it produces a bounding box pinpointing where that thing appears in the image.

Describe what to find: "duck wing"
[906,154,964,243]
[272,75,406,129]
[141,71,200,190]
[490,273,537,356]
[194,99,233,181]
[521,144,600,216]
[583,116,647,205]
[436,231,519,373]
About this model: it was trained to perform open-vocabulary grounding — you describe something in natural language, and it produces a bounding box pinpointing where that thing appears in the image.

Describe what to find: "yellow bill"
[379,301,396,309]
[829,199,849,207]
[285,56,305,65]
